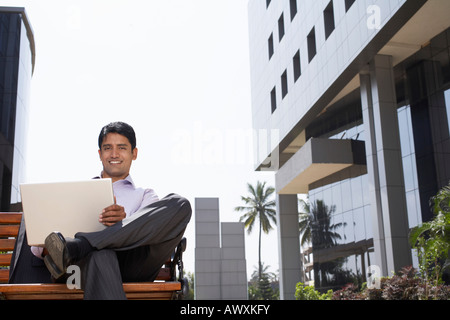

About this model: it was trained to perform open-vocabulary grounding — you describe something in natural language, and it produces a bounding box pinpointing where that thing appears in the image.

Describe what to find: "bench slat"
[0,225,20,237]
[4,293,84,300]
[1,291,176,300]
[123,282,181,292]
[0,239,16,251]
[0,213,22,224]
[125,292,175,300]
[0,269,8,283]
[0,282,181,300]
[0,266,171,283]
[0,254,11,266]
[0,282,180,293]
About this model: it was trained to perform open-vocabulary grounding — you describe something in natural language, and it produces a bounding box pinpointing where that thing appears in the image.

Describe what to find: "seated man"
[14,122,192,299]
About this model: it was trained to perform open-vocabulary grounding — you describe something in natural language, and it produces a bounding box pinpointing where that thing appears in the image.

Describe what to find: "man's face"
[98,133,137,182]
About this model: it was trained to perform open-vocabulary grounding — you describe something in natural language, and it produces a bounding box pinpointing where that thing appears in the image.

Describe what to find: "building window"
[268,33,274,60]
[281,70,288,99]
[293,50,301,81]
[266,0,271,9]
[307,27,316,62]
[445,89,450,137]
[324,1,335,39]
[345,0,356,12]
[278,13,285,42]
[290,0,298,21]
[271,87,277,113]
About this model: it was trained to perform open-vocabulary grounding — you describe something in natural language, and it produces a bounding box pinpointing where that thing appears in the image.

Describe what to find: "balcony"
[276,138,366,194]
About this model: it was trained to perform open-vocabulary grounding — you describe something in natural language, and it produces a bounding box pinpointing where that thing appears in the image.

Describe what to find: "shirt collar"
[121,174,135,187]
[96,173,136,188]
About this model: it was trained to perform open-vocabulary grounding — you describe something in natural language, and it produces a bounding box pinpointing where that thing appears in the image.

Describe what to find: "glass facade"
[304,28,450,292]
[0,10,33,211]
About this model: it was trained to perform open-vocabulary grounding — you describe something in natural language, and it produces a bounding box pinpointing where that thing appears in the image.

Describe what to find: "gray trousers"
[74,194,192,300]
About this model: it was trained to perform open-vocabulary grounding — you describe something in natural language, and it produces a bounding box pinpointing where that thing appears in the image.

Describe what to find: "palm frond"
[235,181,277,258]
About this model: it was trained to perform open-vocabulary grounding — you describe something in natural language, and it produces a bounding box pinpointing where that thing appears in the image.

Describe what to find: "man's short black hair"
[98,122,137,150]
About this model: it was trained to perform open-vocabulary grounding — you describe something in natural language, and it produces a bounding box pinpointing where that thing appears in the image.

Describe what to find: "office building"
[0,7,35,211]
[248,0,450,299]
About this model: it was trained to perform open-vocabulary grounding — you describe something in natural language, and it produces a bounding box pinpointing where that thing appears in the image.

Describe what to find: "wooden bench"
[0,212,188,300]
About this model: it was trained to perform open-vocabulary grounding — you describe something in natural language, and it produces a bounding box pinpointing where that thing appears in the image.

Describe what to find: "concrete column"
[360,70,387,276]
[414,60,450,190]
[407,60,450,221]
[195,198,222,300]
[221,222,248,300]
[359,55,412,276]
[276,194,301,300]
[195,198,249,300]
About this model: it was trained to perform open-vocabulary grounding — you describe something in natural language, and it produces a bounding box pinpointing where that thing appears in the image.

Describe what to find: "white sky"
[4,0,280,278]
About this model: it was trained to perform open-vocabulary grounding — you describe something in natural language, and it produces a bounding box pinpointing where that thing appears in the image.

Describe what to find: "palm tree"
[248,262,278,300]
[310,199,344,249]
[299,198,347,289]
[298,198,313,247]
[235,181,276,280]
[298,198,344,249]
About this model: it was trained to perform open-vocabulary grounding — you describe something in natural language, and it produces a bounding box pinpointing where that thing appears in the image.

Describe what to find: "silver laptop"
[20,179,114,246]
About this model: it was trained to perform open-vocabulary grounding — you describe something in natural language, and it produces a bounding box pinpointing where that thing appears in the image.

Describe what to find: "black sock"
[67,236,94,260]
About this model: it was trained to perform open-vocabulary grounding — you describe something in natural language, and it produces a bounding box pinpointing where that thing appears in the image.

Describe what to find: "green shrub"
[295,283,332,300]
[331,266,450,300]
[409,182,450,288]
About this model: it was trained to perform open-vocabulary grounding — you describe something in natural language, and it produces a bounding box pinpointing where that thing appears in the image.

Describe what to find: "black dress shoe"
[43,232,73,280]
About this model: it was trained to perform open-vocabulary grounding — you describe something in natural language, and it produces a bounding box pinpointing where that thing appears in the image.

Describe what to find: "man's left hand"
[100,197,126,226]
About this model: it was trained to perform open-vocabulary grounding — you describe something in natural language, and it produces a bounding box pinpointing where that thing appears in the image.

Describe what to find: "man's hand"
[100,197,126,226]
